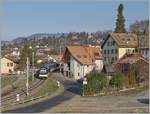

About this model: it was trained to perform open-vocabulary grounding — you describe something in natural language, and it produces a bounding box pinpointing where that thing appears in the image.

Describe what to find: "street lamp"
[29,46,35,81]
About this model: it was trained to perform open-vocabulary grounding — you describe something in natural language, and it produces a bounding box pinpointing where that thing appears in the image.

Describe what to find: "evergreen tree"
[115,4,126,33]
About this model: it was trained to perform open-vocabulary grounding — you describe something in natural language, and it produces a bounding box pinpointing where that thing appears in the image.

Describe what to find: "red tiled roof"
[115,53,148,64]
[102,33,138,48]
[62,45,103,65]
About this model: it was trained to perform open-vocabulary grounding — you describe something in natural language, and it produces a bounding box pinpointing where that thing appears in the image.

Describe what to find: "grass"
[116,85,149,96]
[23,77,58,101]
[29,75,37,84]
[33,78,58,97]
[1,76,18,88]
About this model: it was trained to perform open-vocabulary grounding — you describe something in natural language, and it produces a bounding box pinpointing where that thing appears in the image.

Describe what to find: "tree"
[109,72,125,90]
[84,72,107,95]
[130,20,149,35]
[18,44,36,70]
[115,4,126,33]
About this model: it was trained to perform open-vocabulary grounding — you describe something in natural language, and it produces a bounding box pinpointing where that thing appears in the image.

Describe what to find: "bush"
[84,72,107,95]
[109,72,125,90]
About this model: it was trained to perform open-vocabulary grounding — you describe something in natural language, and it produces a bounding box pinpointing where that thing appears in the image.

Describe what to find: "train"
[34,61,60,79]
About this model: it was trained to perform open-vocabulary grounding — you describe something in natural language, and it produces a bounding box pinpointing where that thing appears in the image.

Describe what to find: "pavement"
[5,72,149,113]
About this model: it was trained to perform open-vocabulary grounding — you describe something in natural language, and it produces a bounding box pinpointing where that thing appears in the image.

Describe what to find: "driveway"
[5,73,149,113]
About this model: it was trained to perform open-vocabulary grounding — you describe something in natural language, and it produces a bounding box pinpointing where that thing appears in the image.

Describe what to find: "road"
[5,73,149,113]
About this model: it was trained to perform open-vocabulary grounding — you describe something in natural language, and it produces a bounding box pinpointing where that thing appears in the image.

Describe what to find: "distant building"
[1,57,18,75]
[11,48,20,57]
[138,35,149,60]
[62,45,104,80]
[101,33,138,64]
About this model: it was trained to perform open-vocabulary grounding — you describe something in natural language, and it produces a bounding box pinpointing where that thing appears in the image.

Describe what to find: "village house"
[62,45,104,80]
[101,33,138,64]
[138,35,149,60]
[1,57,18,75]
[114,53,149,85]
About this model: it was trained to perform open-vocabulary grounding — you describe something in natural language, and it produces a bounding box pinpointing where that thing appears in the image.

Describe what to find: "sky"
[1,0,149,41]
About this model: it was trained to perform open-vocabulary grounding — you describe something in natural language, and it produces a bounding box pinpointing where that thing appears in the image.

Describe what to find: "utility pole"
[59,44,61,73]
[32,52,34,81]
[26,57,29,96]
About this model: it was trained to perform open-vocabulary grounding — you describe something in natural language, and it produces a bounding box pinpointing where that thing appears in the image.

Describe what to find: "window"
[132,50,135,53]
[111,49,114,54]
[107,50,110,54]
[78,73,80,76]
[115,57,117,61]
[145,51,148,55]
[83,55,87,58]
[7,63,9,67]
[111,57,114,62]
[126,49,131,54]
[112,41,115,46]
[10,63,13,67]
[107,42,110,46]
[115,49,118,54]
[104,50,106,54]
[94,53,99,56]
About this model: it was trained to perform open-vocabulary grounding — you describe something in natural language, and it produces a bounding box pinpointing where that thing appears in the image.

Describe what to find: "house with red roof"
[62,45,104,80]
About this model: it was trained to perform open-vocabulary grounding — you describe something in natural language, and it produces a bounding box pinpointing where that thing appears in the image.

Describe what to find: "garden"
[83,69,148,96]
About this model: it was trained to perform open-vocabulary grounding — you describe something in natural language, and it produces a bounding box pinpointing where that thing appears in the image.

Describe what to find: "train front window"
[40,70,47,74]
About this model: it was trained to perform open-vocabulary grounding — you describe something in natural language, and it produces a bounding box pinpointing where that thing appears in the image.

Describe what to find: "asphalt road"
[4,73,149,113]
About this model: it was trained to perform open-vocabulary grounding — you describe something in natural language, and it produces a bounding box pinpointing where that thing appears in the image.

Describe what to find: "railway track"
[1,79,45,105]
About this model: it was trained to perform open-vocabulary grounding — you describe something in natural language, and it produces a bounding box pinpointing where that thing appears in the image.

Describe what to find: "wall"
[102,36,118,64]
[139,48,149,60]
[118,48,135,58]
[70,56,95,80]
[1,58,16,74]
[63,56,103,80]
[94,60,103,71]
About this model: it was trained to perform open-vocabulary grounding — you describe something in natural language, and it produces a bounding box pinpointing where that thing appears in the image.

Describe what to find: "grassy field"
[1,76,18,88]
[33,78,58,97]
[23,77,58,101]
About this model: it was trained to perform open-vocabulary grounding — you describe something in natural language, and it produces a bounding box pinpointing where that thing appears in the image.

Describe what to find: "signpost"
[57,81,60,88]
[82,77,87,96]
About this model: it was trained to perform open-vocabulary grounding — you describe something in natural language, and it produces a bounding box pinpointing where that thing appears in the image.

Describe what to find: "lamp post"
[29,46,35,81]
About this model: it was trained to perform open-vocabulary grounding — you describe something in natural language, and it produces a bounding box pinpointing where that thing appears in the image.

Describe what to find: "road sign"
[83,81,87,85]
[83,77,87,85]
[57,81,60,88]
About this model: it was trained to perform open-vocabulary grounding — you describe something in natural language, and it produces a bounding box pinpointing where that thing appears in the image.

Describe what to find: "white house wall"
[95,60,103,71]
[63,56,103,80]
